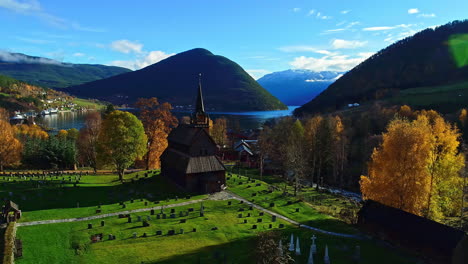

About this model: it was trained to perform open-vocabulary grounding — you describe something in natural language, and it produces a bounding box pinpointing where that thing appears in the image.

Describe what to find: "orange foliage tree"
[211,117,228,147]
[77,112,102,172]
[136,98,178,169]
[0,120,23,171]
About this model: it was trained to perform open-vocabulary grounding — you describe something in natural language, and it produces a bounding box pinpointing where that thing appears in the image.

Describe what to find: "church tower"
[190,74,210,128]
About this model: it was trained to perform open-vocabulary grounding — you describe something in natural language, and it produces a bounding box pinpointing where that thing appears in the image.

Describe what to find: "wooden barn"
[161,77,226,193]
[358,200,468,264]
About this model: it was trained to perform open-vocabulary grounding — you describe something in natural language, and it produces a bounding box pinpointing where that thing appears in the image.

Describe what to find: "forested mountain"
[64,48,287,111]
[0,52,131,89]
[295,20,468,116]
[257,70,343,105]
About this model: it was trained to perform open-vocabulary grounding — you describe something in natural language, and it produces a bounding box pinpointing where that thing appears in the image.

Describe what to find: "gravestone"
[259,212,264,216]
[88,223,92,229]
[144,202,148,206]
[188,208,194,212]
[252,225,257,229]
[156,214,161,219]
[247,213,251,217]
[122,204,126,209]
[287,201,293,205]
[238,213,243,218]
[156,230,162,235]
[146,215,151,221]
[238,208,245,212]
[239,200,244,204]
[162,214,166,219]
[211,227,218,230]
[132,232,137,238]
[96,209,101,213]
[170,213,176,218]
[257,218,263,223]
[192,228,197,232]
[272,215,277,222]
[179,211,184,217]
[295,208,300,212]
[150,209,155,215]
[101,221,105,227]
[270,202,275,207]
[279,224,284,228]
[180,228,184,234]
[108,234,113,240]
[143,221,150,227]
[142,232,147,237]
[244,219,248,224]
[137,216,142,222]
[249,206,253,210]
[128,217,132,223]
[269,224,272,228]
[170,208,175,213]
[168,230,175,236]
[228,201,232,205]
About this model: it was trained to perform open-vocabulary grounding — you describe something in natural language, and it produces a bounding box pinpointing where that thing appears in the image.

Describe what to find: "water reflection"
[35,106,299,132]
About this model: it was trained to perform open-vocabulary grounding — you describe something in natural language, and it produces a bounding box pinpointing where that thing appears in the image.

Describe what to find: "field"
[389,81,468,112]
[72,98,105,109]
[1,170,419,263]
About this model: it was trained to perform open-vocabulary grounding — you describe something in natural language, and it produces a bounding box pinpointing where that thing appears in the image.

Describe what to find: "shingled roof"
[167,125,216,146]
[161,148,225,174]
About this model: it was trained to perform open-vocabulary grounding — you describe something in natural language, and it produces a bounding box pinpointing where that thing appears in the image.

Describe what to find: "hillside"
[295,20,468,116]
[257,70,343,105]
[64,48,287,111]
[0,52,131,89]
[0,74,101,113]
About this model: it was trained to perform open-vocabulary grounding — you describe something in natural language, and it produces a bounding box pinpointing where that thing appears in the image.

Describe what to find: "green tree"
[97,111,147,181]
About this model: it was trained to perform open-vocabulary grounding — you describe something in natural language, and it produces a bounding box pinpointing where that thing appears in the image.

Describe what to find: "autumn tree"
[286,119,307,196]
[77,112,102,173]
[460,108,467,141]
[0,120,22,171]
[211,117,228,147]
[360,117,433,216]
[258,125,274,180]
[0,107,9,121]
[97,110,147,181]
[361,114,465,218]
[136,98,178,169]
[304,115,324,188]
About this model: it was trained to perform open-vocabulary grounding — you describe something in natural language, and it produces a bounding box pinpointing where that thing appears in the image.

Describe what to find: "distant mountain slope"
[0,52,131,89]
[295,20,468,116]
[64,48,287,111]
[257,70,343,105]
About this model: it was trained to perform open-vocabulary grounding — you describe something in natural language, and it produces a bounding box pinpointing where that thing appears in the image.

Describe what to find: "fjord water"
[36,106,299,132]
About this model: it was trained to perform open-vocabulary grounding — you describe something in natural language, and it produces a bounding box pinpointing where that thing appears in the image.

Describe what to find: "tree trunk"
[118,169,125,182]
[259,155,264,181]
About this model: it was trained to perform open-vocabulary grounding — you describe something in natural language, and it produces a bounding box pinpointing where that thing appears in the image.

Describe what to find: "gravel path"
[12,191,363,239]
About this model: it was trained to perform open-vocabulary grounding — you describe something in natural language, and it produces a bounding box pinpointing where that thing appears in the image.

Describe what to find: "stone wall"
[2,222,17,264]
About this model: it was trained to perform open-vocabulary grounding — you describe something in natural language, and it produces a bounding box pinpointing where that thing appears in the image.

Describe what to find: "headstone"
[244,219,248,223]
[128,216,132,223]
[353,245,360,263]
[144,201,148,206]
[88,223,92,229]
[252,225,257,229]
[137,216,142,222]
[295,237,301,255]
[170,213,176,218]
[311,235,317,254]
[188,208,194,212]
[272,215,277,222]
[289,234,295,252]
[142,232,147,237]
[247,213,251,217]
[249,206,253,210]
[238,213,243,218]
[143,221,150,227]
[180,219,186,223]
[257,218,263,223]
[156,230,162,235]
[96,209,101,213]
[295,208,300,212]
[101,220,105,227]
[162,214,166,219]
[279,224,284,228]
[108,234,113,240]
[324,245,330,264]
[228,201,232,205]
[170,208,175,213]
[122,204,126,209]
[259,212,264,216]
[269,224,272,228]
[192,228,197,232]
[179,211,184,217]
[133,232,137,238]
[150,209,155,215]
[238,208,245,212]
[146,215,151,221]
[180,228,184,234]
[156,214,161,219]
[168,230,175,236]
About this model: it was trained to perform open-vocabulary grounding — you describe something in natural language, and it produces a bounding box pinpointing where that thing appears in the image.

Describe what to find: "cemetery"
[0,169,421,263]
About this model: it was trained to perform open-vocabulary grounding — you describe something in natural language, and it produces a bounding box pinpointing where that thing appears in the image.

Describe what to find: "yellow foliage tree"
[0,120,23,171]
[361,113,465,219]
[360,117,433,216]
[14,124,49,140]
[211,117,228,147]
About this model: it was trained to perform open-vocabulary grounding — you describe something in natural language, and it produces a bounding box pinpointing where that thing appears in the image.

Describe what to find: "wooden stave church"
[160,76,226,194]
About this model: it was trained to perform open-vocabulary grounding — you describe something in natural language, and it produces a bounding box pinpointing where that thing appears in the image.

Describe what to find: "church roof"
[161,148,225,174]
[195,75,205,113]
[167,125,216,146]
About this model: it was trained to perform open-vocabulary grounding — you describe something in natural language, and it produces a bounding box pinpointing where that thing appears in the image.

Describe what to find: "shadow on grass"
[0,174,192,213]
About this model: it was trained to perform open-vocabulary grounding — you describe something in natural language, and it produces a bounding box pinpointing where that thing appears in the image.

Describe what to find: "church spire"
[191,73,209,128]
[196,73,205,114]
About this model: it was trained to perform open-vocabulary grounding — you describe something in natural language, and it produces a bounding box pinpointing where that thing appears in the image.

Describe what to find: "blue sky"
[0,0,467,79]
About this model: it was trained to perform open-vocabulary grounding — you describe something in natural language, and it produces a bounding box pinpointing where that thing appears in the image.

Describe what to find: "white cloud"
[341,10,351,14]
[289,52,373,72]
[418,13,436,18]
[308,9,315,16]
[408,8,419,14]
[0,0,41,13]
[363,24,414,31]
[110,40,143,54]
[72,52,85,57]
[322,21,360,34]
[279,45,338,56]
[331,39,367,49]
[14,36,53,44]
[0,50,64,65]
[246,69,271,80]
[293,7,300,12]
[110,50,174,70]
[316,12,332,19]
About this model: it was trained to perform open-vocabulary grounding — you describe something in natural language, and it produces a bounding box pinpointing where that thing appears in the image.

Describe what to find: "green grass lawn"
[389,81,468,112]
[0,171,204,222]
[15,200,416,264]
[72,98,105,109]
[226,168,359,234]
